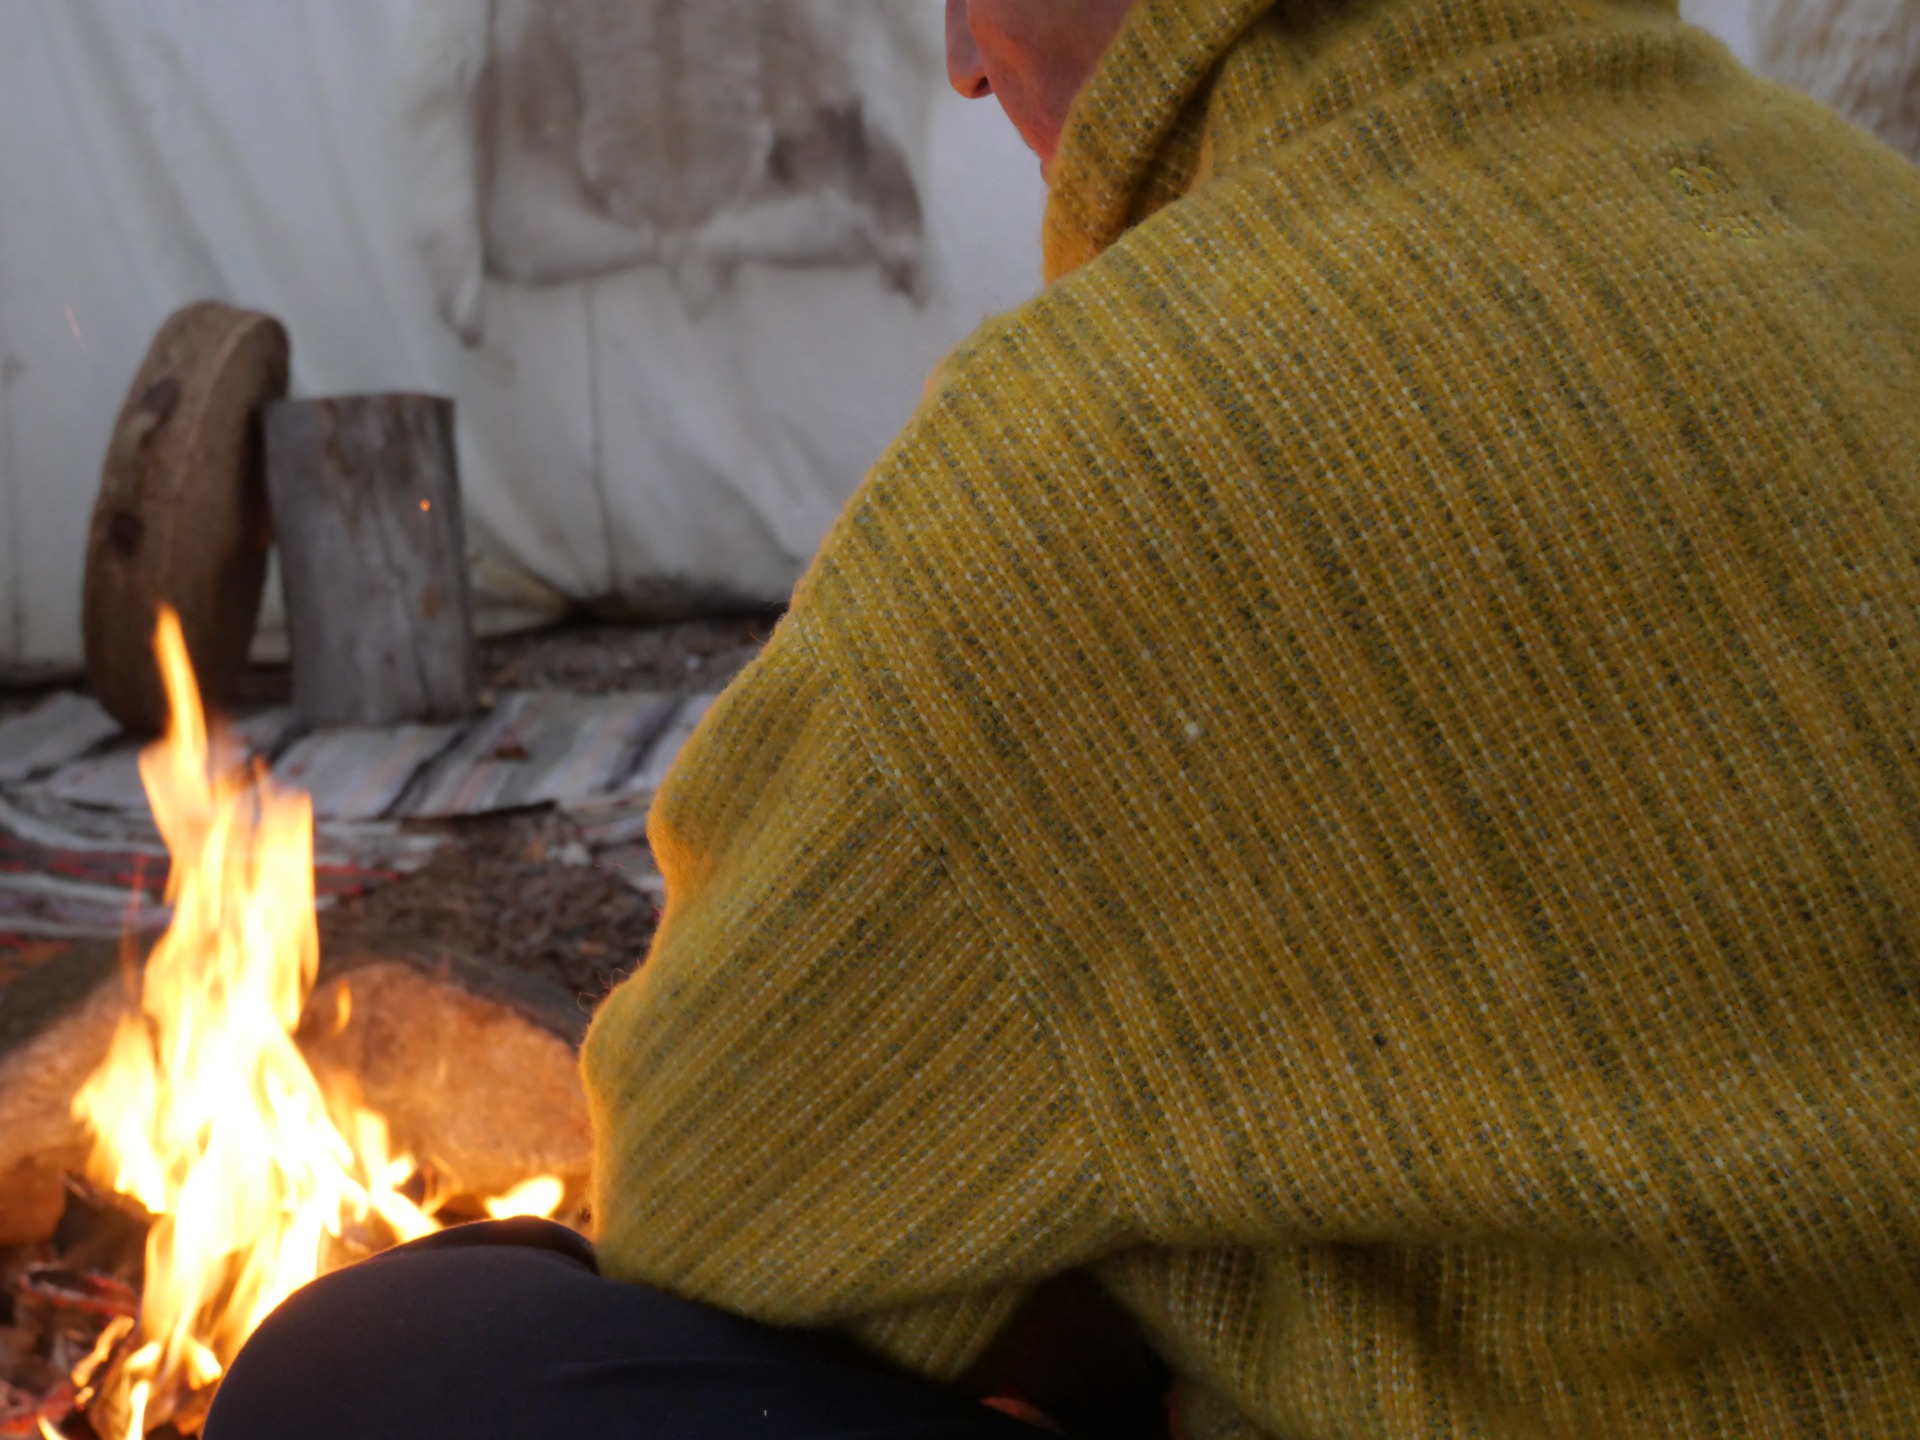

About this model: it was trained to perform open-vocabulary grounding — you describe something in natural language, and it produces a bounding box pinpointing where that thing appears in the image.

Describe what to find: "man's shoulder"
[855,83,1920,565]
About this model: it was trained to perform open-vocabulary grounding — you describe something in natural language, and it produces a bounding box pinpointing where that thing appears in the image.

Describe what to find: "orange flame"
[70,608,557,1437]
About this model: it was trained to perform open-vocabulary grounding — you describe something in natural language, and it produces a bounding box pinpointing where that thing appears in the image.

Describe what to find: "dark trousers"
[204,1219,1047,1440]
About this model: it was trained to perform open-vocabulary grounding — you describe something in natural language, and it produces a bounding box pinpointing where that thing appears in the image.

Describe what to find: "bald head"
[946,0,1141,179]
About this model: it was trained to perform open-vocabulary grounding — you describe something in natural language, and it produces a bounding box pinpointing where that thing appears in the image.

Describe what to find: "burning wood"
[33,608,564,1438]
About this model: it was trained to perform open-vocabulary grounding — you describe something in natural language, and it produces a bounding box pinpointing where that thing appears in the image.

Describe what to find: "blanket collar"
[1041,0,1684,283]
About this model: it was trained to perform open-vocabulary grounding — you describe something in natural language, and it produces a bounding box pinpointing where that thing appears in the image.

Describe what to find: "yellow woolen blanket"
[584,0,1920,1434]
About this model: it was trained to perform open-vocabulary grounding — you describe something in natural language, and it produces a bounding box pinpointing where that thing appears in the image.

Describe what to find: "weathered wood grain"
[83,303,288,736]
[265,394,478,728]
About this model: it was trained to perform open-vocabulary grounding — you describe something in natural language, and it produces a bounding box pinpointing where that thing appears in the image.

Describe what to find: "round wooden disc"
[83,302,290,736]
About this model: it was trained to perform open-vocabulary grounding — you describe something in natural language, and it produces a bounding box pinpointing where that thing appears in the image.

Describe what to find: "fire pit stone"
[0,979,123,1248]
[300,960,592,1208]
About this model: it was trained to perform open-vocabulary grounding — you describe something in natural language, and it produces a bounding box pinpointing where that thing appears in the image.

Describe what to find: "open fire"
[47,609,560,1438]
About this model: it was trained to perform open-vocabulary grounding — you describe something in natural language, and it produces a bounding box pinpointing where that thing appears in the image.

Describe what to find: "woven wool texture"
[582,0,1920,1434]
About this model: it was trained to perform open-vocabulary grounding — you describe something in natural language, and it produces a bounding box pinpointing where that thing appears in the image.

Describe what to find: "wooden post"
[265,394,478,728]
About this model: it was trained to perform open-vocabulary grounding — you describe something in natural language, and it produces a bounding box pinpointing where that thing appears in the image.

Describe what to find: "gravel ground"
[475,611,781,697]
[3,611,783,715]
[232,609,783,708]
[316,612,783,1006]
[319,807,660,1014]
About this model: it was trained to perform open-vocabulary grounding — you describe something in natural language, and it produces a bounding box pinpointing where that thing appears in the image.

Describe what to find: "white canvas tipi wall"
[4,0,1910,677]
[0,1,1048,676]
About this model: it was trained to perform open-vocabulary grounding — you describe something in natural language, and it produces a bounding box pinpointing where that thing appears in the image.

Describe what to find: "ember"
[21,609,562,1438]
